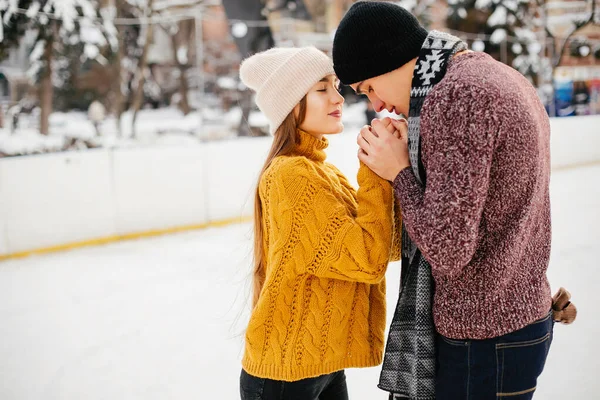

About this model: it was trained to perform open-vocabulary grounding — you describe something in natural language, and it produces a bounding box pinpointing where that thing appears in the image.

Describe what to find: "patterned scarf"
[378,31,467,400]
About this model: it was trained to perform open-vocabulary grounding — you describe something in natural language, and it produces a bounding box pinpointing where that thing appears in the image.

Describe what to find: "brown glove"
[552,287,577,325]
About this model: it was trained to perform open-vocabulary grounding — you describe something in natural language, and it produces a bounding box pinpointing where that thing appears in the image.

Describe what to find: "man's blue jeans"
[436,311,554,400]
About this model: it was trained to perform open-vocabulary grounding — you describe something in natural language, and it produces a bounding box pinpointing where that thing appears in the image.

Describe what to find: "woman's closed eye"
[317,85,338,93]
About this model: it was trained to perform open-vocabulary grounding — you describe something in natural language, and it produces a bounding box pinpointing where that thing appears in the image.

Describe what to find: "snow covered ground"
[0,108,237,156]
[0,164,599,399]
[0,103,370,157]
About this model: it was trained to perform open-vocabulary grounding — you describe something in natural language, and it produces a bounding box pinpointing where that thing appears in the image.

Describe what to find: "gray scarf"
[378,30,467,400]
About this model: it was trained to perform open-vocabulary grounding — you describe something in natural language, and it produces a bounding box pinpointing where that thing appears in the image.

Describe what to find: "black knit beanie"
[332,1,429,85]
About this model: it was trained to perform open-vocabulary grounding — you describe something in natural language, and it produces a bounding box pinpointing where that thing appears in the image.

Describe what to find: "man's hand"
[357,118,410,181]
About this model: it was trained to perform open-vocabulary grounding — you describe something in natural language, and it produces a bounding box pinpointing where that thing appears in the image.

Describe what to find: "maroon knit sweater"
[393,52,553,340]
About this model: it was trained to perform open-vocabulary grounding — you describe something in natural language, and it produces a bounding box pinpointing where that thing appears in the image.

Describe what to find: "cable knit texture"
[393,52,552,339]
[243,130,401,381]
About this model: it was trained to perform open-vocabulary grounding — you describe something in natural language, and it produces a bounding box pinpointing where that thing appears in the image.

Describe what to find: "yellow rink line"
[0,216,253,262]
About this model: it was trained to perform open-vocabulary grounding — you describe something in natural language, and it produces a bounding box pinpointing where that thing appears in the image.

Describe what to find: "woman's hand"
[357,118,410,181]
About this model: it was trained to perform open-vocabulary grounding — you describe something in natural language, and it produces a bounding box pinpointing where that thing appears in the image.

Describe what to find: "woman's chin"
[323,123,344,135]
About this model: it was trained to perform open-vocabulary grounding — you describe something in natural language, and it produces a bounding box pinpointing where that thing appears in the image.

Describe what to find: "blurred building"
[0,0,597,115]
[546,0,600,67]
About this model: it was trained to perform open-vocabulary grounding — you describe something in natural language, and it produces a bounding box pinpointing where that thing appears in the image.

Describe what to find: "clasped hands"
[357,117,410,182]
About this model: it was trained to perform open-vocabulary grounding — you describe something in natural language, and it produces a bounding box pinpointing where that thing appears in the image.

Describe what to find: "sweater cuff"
[392,167,421,202]
[357,162,388,187]
[393,167,414,190]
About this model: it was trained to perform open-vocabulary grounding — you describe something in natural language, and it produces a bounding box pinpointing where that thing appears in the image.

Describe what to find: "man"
[332,2,565,399]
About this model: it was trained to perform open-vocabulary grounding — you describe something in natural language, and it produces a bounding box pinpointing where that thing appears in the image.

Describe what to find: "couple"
[238,3,573,399]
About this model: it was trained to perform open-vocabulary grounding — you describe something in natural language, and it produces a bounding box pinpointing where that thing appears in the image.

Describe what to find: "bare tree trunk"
[171,36,191,115]
[168,19,193,115]
[238,89,253,136]
[131,0,154,139]
[113,0,127,137]
[178,63,191,115]
[550,0,596,68]
[39,24,55,136]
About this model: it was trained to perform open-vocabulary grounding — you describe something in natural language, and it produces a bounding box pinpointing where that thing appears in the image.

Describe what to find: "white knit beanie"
[239,46,335,134]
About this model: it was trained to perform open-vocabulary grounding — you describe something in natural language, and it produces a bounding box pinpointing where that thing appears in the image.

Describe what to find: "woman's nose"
[332,91,344,104]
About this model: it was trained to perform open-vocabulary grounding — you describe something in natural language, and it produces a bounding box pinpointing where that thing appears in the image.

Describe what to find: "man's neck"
[453,49,473,59]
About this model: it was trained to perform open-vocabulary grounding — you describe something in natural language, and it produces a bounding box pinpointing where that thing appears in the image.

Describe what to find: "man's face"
[350,59,416,117]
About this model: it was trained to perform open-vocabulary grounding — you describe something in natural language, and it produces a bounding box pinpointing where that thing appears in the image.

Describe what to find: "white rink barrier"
[1,115,599,258]
[548,116,600,170]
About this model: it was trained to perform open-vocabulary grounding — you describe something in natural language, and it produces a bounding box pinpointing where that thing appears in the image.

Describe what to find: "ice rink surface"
[1,165,599,399]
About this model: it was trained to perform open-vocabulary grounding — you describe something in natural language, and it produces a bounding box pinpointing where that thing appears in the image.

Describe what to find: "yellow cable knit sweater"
[242,130,401,382]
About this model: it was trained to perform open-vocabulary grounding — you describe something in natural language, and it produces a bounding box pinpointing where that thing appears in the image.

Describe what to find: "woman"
[239,46,401,400]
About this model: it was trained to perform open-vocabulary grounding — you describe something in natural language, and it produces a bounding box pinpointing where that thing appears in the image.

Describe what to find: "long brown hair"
[252,97,307,307]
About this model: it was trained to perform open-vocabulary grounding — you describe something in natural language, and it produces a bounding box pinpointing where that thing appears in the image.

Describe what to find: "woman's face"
[296,74,345,138]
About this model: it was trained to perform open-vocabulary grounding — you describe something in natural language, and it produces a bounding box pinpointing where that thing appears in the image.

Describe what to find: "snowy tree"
[155,0,203,116]
[52,6,118,112]
[117,0,203,137]
[0,0,32,61]
[447,0,597,86]
[0,0,117,134]
[109,0,180,137]
[109,0,138,137]
[125,0,155,139]
[163,18,194,115]
[539,0,599,67]
[393,0,437,29]
[446,0,545,83]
